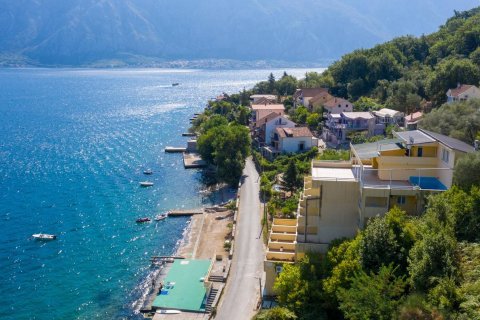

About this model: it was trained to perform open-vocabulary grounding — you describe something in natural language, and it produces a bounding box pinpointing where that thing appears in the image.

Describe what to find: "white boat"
[143,169,153,175]
[156,309,181,314]
[155,213,168,221]
[140,181,154,187]
[32,233,56,240]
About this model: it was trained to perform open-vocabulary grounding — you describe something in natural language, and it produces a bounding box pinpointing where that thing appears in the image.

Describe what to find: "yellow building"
[264,129,475,296]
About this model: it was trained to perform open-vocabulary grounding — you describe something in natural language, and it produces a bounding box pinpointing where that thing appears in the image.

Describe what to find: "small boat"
[136,217,151,223]
[32,233,56,240]
[155,213,168,221]
[143,169,153,175]
[140,181,154,187]
[171,83,179,87]
[156,309,181,314]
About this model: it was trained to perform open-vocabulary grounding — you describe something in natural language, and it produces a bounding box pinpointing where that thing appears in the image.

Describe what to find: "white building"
[446,84,480,103]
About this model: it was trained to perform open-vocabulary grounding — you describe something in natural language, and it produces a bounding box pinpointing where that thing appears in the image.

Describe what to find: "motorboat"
[140,181,154,187]
[155,213,168,221]
[32,233,56,240]
[136,217,151,223]
[171,83,179,87]
[143,169,153,175]
[156,309,181,314]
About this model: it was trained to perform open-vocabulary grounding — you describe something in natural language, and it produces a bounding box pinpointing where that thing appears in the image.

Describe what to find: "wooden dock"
[165,146,187,153]
[169,209,204,216]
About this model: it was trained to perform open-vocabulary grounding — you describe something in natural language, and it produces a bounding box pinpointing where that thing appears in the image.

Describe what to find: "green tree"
[274,255,326,319]
[426,58,480,105]
[360,207,416,274]
[268,73,276,93]
[353,97,384,111]
[337,264,407,320]
[306,113,320,129]
[420,99,480,144]
[408,223,458,291]
[453,152,480,191]
[283,159,301,192]
[276,74,298,96]
[197,124,251,185]
[254,307,297,320]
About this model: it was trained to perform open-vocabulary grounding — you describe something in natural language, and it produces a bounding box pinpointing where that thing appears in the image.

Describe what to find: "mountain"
[0,0,478,67]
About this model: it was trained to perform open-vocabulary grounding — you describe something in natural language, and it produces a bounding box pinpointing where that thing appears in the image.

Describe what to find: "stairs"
[205,288,219,313]
[208,275,225,283]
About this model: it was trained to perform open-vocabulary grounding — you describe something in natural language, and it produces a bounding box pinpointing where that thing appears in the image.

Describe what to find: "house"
[264,130,475,295]
[372,108,404,134]
[322,97,353,114]
[250,94,277,104]
[252,113,296,146]
[446,84,480,103]
[251,104,285,121]
[293,88,329,108]
[307,91,334,111]
[262,127,316,159]
[322,112,376,148]
[404,111,423,130]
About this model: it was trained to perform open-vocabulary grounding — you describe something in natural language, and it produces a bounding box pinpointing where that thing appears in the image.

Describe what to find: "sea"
[0,67,323,320]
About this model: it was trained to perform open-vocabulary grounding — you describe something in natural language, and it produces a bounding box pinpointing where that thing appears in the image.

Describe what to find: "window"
[442,149,450,163]
[417,147,423,157]
[397,196,406,205]
[299,142,305,151]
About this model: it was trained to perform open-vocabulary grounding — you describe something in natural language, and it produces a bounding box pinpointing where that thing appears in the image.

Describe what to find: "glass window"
[397,196,406,205]
[442,149,450,163]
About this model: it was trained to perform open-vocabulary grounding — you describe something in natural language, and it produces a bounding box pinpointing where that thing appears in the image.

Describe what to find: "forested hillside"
[0,0,476,66]
[310,7,480,108]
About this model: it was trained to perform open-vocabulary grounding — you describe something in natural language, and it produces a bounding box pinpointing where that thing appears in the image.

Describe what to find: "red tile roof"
[275,127,313,138]
[251,104,285,110]
[254,112,280,128]
[323,97,351,108]
[447,84,474,97]
[293,88,329,99]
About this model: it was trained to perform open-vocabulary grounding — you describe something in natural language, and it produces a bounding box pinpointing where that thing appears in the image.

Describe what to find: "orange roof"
[275,127,313,138]
[405,111,423,122]
[309,92,334,105]
[448,84,474,97]
[323,97,351,108]
[251,104,285,110]
[293,88,328,99]
[254,112,280,128]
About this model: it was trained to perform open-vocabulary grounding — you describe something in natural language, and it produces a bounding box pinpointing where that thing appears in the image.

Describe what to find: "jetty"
[183,153,207,168]
[169,209,204,216]
[165,147,187,153]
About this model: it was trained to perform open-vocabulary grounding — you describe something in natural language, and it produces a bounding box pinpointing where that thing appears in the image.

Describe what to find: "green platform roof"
[152,259,211,312]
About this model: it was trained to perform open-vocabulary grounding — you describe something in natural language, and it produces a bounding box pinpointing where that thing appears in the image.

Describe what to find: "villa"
[322,97,353,114]
[372,108,404,134]
[446,84,480,103]
[264,129,475,296]
[322,111,376,148]
[252,113,296,146]
[262,127,317,160]
[293,88,329,108]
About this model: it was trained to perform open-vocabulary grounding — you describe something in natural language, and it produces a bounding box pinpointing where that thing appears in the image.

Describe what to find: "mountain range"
[0,0,478,67]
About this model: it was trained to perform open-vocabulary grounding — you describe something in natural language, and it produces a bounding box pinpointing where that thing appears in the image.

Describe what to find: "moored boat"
[156,309,181,314]
[140,181,154,187]
[171,83,179,87]
[143,169,153,175]
[136,217,151,223]
[154,213,168,221]
[32,233,56,240]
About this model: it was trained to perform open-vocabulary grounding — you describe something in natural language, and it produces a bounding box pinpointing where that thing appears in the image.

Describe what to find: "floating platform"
[168,209,204,216]
[183,153,207,168]
[181,133,196,137]
[165,147,187,153]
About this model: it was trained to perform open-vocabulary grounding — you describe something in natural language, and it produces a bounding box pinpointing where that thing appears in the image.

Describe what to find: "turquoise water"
[0,68,321,319]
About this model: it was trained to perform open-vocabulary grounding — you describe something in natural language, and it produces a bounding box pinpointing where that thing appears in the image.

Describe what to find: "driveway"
[215,157,264,320]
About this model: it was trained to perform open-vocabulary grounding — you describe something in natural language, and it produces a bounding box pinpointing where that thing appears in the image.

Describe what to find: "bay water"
[0,68,321,319]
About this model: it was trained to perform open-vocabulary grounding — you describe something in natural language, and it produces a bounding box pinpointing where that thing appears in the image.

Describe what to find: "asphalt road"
[216,157,264,320]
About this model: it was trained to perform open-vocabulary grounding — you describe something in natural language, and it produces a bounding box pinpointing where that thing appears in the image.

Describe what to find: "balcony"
[266,218,297,262]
